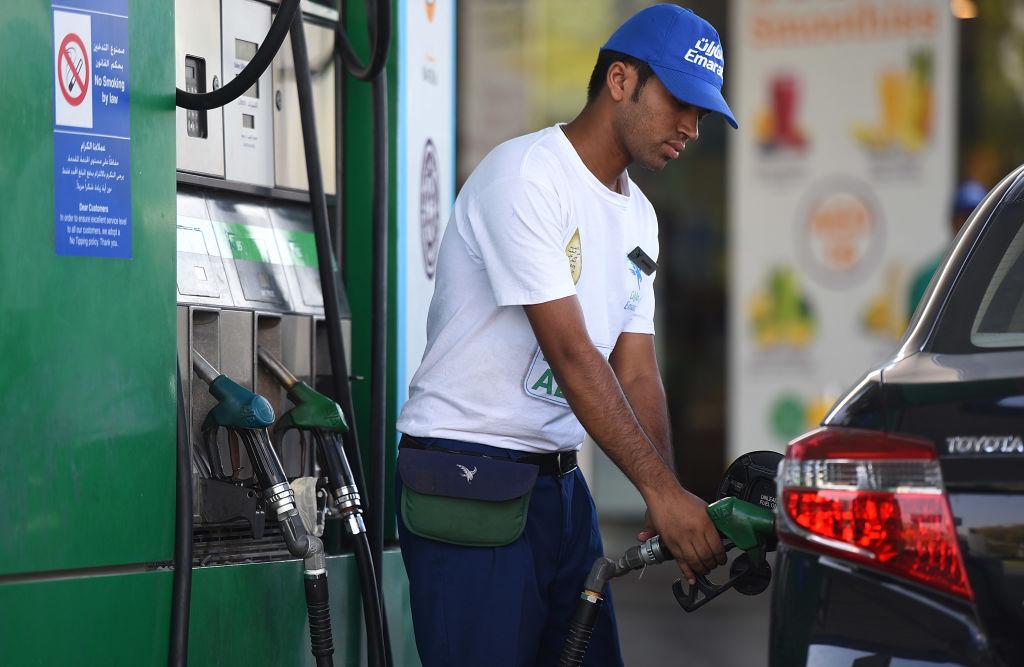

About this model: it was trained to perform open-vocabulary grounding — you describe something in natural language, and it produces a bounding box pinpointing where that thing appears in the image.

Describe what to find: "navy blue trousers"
[396,436,624,667]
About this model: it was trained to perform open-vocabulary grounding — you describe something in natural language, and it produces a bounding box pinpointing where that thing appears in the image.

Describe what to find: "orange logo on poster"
[425,0,436,22]
[807,193,873,272]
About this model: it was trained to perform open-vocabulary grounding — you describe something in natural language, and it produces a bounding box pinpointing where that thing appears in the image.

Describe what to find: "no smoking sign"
[53,10,93,128]
[58,32,89,106]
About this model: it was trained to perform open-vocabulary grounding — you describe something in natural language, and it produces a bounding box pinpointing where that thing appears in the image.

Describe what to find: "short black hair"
[586,49,655,103]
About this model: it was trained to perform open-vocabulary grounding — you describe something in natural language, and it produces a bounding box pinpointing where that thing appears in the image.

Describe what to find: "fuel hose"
[559,538,672,667]
[168,360,193,667]
[291,13,389,667]
[193,351,336,666]
[336,0,391,81]
[257,343,389,667]
[333,5,393,657]
[174,0,300,110]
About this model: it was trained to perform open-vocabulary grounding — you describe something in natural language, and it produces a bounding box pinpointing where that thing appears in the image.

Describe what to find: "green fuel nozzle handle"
[256,347,363,535]
[257,346,348,433]
[706,496,775,558]
[662,497,776,613]
[618,497,776,574]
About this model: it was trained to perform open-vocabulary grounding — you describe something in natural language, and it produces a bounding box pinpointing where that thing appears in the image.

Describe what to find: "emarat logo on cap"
[684,37,724,77]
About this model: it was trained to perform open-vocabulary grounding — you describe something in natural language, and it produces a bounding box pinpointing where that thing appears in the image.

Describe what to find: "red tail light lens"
[778,428,973,600]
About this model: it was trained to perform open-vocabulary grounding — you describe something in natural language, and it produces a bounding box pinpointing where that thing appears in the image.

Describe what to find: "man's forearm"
[549,347,675,497]
[620,374,675,473]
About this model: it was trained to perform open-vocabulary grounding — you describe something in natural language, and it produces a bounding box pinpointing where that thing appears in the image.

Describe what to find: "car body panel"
[770,165,1024,666]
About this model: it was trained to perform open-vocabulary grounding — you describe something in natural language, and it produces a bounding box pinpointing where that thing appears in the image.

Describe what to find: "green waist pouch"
[399,445,539,547]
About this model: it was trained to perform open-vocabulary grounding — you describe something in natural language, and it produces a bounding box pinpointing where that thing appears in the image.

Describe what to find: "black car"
[769,166,1024,666]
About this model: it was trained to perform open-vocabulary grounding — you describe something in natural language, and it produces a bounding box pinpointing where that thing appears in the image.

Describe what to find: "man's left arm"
[610,332,676,541]
[609,332,675,473]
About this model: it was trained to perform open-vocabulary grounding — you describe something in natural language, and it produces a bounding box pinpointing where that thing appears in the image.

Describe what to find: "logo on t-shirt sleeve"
[565,227,582,285]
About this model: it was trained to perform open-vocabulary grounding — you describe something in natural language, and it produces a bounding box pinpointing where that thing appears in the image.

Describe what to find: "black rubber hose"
[368,66,388,602]
[289,6,368,500]
[337,0,391,81]
[335,3,394,662]
[353,533,388,667]
[175,0,300,110]
[169,361,193,667]
[304,573,335,666]
[558,596,603,667]
[292,12,388,667]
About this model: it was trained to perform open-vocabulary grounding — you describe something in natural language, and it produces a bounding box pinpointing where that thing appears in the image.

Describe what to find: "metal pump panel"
[221,0,275,186]
[175,0,225,177]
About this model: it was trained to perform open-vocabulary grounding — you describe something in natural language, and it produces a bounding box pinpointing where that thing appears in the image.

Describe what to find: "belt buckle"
[556,451,576,476]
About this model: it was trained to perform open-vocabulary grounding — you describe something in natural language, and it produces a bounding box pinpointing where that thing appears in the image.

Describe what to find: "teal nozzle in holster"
[202,374,276,432]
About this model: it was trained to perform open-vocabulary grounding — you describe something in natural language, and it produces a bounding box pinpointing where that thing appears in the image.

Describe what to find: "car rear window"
[932,201,1024,352]
[971,212,1024,347]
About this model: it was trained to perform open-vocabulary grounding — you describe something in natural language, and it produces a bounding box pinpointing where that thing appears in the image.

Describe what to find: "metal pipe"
[191,349,219,385]
[257,346,299,390]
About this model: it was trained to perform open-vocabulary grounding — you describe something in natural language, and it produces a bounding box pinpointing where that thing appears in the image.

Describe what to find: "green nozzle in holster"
[276,381,349,435]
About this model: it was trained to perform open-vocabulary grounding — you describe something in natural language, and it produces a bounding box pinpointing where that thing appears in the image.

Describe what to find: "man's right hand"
[644,484,727,584]
[523,297,727,583]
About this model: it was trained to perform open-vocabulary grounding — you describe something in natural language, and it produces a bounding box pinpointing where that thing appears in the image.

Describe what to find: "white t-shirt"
[396,125,660,453]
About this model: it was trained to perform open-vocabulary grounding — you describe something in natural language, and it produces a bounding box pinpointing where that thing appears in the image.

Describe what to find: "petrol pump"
[172,0,394,665]
[0,0,413,665]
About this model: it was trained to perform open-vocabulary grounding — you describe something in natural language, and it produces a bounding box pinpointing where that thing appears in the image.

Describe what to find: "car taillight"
[777,427,974,601]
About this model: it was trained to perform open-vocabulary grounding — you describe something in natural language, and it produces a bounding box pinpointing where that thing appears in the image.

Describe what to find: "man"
[907,180,987,318]
[395,5,737,665]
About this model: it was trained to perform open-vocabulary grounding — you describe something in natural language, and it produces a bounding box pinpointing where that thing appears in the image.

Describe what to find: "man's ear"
[606,61,632,103]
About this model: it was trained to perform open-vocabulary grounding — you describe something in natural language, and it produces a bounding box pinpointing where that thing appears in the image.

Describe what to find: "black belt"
[400,435,578,477]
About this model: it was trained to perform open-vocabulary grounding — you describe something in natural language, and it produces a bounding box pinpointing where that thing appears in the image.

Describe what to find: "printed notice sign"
[52,0,130,259]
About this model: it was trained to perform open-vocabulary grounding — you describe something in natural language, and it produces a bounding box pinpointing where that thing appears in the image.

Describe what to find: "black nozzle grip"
[239,429,289,490]
[304,573,334,662]
[315,431,358,500]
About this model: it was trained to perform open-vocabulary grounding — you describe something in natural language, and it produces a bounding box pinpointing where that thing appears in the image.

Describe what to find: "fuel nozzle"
[192,349,333,664]
[257,346,365,537]
[192,349,296,522]
[560,454,783,665]
[671,496,777,612]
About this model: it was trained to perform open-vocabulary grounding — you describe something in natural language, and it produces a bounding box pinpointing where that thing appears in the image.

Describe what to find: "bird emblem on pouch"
[456,464,478,484]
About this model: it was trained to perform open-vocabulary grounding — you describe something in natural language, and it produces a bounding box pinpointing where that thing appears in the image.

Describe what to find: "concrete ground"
[601,521,773,666]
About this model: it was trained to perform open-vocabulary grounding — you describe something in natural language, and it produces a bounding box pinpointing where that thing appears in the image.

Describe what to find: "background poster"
[397,0,456,415]
[727,0,957,459]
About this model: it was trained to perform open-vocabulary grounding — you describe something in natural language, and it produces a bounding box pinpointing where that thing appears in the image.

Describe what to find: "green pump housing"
[0,0,418,664]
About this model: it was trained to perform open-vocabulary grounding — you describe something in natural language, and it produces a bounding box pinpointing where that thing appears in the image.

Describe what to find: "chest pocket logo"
[625,259,643,311]
[524,344,612,406]
[565,228,582,285]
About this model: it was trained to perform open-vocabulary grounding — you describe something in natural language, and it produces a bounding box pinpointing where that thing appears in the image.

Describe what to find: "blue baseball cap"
[952,180,987,215]
[603,4,738,129]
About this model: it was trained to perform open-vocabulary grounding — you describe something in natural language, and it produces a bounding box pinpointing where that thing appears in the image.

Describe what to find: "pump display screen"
[235,39,259,98]
[235,38,257,62]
